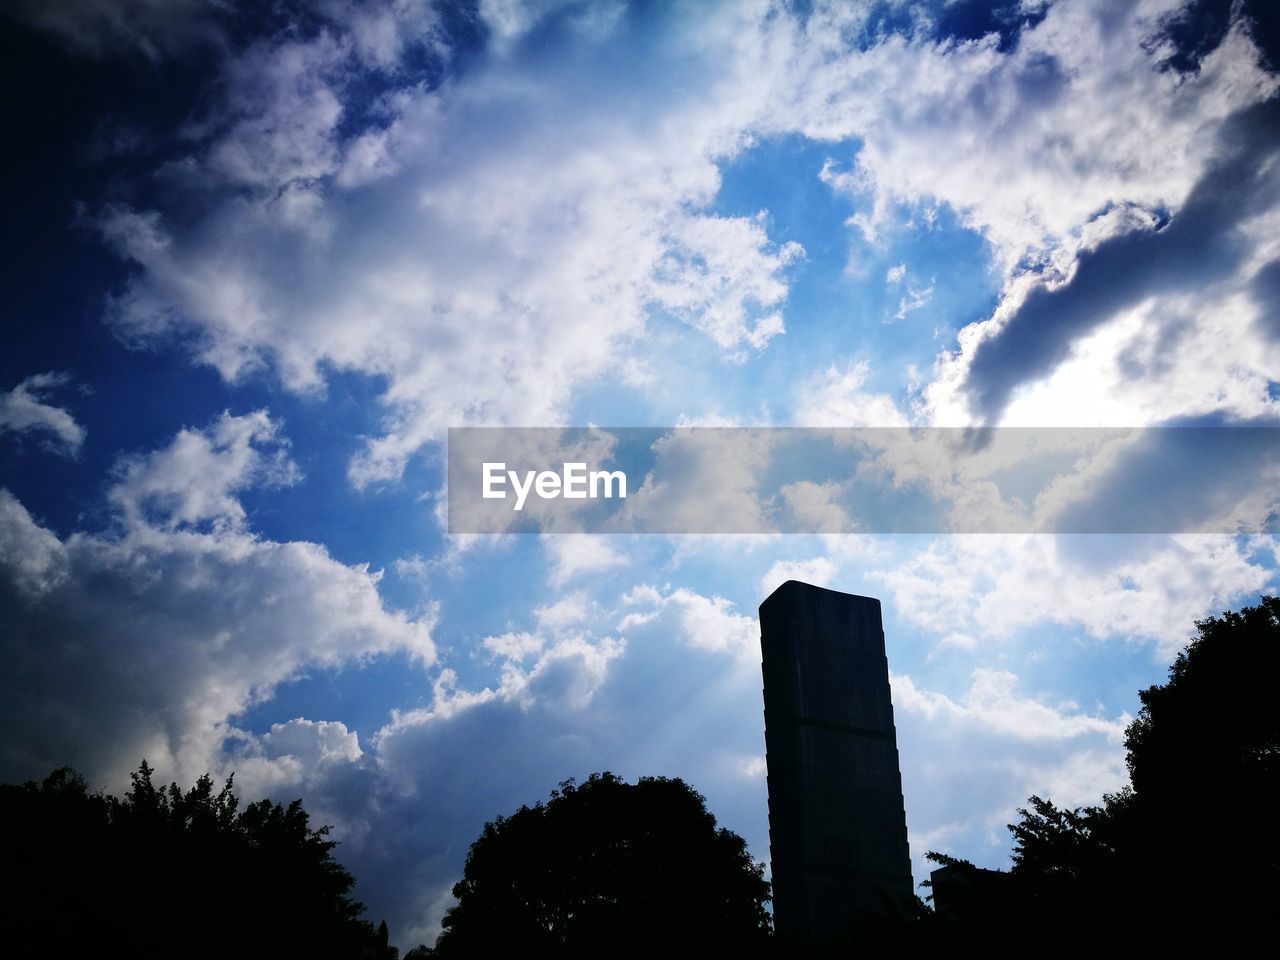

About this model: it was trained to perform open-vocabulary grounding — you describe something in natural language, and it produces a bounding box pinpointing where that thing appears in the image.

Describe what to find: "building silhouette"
[928,862,1009,919]
[759,581,913,939]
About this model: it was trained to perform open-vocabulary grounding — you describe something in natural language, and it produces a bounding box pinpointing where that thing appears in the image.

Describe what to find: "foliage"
[929,596,1280,932]
[1125,596,1280,806]
[432,771,772,955]
[0,760,398,960]
[1008,794,1113,879]
[1118,595,1280,918]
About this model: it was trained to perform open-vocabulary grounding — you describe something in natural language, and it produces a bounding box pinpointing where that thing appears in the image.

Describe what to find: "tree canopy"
[928,595,1280,933]
[430,771,772,955]
[1118,594,1280,919]
[0,761,398,960]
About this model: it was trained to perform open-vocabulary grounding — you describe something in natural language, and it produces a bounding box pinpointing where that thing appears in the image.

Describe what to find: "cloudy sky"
[2,0,1279,946]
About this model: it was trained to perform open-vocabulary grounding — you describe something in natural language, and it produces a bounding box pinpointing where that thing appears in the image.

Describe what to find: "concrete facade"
[759,580,914,939]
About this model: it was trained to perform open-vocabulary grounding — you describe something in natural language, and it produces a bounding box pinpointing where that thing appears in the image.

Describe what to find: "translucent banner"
[447,427,1280,534]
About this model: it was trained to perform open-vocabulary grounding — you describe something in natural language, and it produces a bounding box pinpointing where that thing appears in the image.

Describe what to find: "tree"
[1125,597,1279,807]
[1117,595,1280,921]
[0,761,399,960]
[929,597,1280,934]
[431,772,771,955]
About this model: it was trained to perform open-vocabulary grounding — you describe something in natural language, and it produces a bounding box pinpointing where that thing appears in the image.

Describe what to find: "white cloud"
[649,213,803,353]
[794,361,909,427]
[892,669,1126,743]
[618,583,759,665]
[614,428,777,533]
[936,632,977,653]
[737,755,767,778]
[893,277,934,322]
[891,665,1131,874]
[876,534,1274,655]
[0,417,432,790]
[205,33,350,190]
[977,276,1280,428]
[534,591,592,631]
[509,633,626,712]
[481,631,545,662]
[0,488,67,595]
[86,2,1278,471]
[544,535,629,588]
[108,410,299,532]
[796,0,1276,271]
[779,482,856,533]
[97,5,806,487]
[773,1,1279,428]
[0,372,84,456]
[760,556,837,596]
[393,553,432,582]
[228,718,368,800]
[259,717,364,766]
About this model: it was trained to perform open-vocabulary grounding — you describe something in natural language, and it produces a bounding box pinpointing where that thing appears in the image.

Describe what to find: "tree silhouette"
[1116,595,1280,922]
[929,596,1280,933]
[0,761,398,960]
[430,771,771,955]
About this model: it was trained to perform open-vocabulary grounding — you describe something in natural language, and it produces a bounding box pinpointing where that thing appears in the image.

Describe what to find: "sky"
[2,0,1279,947]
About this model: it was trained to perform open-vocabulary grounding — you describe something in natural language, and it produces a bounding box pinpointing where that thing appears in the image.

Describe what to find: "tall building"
[759,580,913,939]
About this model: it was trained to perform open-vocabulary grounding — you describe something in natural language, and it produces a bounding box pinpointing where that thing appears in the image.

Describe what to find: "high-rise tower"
[759,581,913,939]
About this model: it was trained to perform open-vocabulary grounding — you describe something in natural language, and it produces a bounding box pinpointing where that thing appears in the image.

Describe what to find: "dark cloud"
[1251,257,1280,340]
[1042,425,1280,535]
[1157,0,1280,75]
[964,98,1280,423]
[3,0,229,61]
[0,485,431,787]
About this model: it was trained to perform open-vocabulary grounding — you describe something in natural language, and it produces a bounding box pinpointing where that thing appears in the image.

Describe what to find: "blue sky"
[2,0,1280,947]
